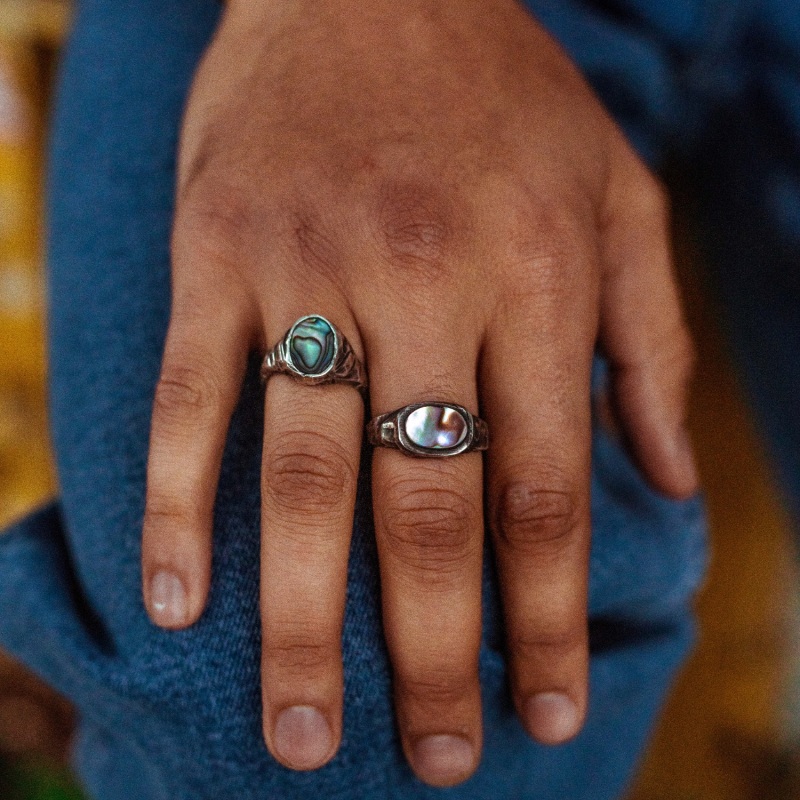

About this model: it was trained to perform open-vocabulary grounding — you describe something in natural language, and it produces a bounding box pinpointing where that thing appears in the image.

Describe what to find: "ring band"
[367,402,489,457]
[261,314,367,393]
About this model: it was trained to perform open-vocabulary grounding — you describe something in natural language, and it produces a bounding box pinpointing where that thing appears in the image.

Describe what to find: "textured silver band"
[367,402,489,457]
[260,315,368,394]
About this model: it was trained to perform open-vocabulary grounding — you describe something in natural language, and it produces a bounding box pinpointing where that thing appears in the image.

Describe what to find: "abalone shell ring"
[261,315,367,393]
[367,402,489,457]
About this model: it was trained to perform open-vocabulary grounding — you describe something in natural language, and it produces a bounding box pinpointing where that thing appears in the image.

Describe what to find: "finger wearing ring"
[261,314,367,393]
[367,402,489,457]
[258,311,366,771]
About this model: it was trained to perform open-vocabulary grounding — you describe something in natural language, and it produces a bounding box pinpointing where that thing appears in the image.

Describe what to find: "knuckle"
[496,185,589,284]
[398,666,474,706]
[265,630,337,673]
[509,627,586,662]
[515,246,582,299]
[381,483,478,577]
[374,181,457,278]
[264,432,355,517]
[143,492,197,532]
[495,481,581,552]
[175,182,258,267]
[153,364,220,424]
[288,209,343,282]
[506,233,590,301]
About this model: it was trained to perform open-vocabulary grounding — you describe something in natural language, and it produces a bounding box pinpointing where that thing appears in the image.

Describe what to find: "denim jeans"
[10,0,799,796]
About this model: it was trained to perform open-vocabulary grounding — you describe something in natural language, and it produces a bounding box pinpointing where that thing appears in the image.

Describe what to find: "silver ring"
[261,314,367,393]
[367,402,489,457]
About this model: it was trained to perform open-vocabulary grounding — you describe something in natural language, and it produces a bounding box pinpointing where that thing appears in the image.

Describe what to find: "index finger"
[142,295,252,629]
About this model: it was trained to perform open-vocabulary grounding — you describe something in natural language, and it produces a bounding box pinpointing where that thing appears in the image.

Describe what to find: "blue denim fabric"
[539,0,800,523]
[13,0,798,796]
[686,1,800,524]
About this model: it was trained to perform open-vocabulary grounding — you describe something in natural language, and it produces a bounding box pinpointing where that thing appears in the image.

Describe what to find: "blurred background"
[0,2,797,799]
[0,3,80,799]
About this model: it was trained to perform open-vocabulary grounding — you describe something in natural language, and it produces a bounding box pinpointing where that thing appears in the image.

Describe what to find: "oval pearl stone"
[289,317,336,375]
[404,405,468,449]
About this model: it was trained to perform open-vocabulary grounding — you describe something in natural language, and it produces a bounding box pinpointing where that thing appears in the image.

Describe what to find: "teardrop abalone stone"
[289,317,336,375]
[404,405,468,449]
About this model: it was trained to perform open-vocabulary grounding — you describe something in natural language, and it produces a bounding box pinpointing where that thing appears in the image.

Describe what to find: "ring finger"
[366,321,484,789]
[481,245,597,747]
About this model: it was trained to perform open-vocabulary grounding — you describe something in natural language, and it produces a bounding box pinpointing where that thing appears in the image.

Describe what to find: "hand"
[141,0,698,787]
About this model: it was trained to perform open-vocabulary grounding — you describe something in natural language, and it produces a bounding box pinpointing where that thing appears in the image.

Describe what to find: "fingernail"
[149,571,188,628]
[273,705,334,770]
[525,693,581,745]
[412,734,475,785]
